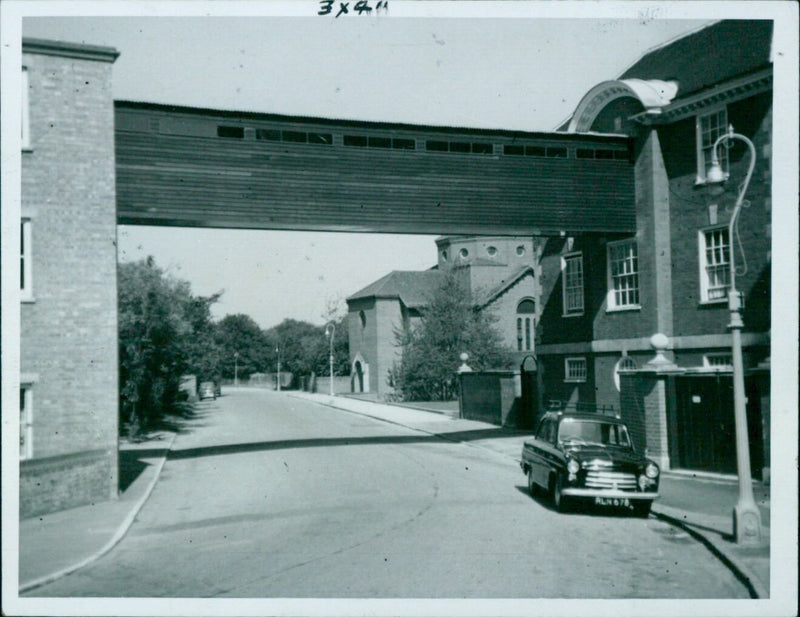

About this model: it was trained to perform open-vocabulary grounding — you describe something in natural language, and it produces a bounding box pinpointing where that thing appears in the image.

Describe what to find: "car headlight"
[645,462,659,479]
[567,459,580,474]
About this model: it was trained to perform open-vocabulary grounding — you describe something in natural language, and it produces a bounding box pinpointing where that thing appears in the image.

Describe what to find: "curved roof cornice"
[568,79,678,133]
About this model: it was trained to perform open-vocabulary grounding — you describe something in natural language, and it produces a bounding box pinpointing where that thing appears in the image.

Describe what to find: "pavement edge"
[19,432,177,593]
[651,507,767,599]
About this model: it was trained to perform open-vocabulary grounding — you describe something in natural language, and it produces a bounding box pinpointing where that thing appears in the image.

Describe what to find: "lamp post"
[234,351,239,387]
[275,345,281,392]
[706,124,763,544]
[325,322,336,396]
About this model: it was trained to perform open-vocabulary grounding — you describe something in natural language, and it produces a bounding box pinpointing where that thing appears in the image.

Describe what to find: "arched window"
[614,356,638,392]
[516,299,536,351]
[359,310,366,330]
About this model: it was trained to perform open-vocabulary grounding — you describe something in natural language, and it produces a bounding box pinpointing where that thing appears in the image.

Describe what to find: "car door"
[530,418,556,488]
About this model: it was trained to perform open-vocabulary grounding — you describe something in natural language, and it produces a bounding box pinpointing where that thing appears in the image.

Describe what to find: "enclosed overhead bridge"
[115,101,635,235]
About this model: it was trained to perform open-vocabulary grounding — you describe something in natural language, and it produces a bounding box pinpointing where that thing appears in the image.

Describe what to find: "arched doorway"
[350,354,369,393]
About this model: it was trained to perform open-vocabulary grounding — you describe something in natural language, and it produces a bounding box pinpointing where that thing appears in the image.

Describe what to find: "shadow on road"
[119,405,215,491]
[166,427,529,461]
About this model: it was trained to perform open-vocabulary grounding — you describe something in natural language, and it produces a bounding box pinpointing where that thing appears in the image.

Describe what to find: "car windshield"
[558,419,631,448]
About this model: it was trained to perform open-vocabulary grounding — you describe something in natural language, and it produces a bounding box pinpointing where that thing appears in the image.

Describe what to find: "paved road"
[29,389,749,598]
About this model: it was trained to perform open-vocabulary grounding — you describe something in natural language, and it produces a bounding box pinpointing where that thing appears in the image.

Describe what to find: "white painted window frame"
[613,356,639,392]
[564,357,587,383]
[695,105,729,184]
[606,239,640,311]
[22,66,31,150]
[20,385,33,460]
[21,218,33,301]
[703,352,733,370]
[698,226,730,304]
[561,252,584,317]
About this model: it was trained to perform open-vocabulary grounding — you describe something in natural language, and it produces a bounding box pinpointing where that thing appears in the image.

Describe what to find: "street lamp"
[234,351,239,387]
[706,124,763,544]
[325,322,336,396]
[275,345,281,392]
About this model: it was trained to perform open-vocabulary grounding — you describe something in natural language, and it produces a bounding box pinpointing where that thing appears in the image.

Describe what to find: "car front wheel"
[552,473,569,513]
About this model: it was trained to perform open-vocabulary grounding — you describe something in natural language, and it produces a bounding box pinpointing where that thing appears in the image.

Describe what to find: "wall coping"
[22,38,119,63]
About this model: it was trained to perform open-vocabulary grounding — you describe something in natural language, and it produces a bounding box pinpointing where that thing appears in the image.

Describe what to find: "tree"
[182,292,224,382]
[390,271,514,401]
[118,257,222,434]
[215,314,271,380]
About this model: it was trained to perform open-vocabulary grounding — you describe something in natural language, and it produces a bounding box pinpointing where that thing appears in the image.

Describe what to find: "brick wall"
[20,44,119,514]
[374,298,404,395]
[20,450,115,518]
[659,93,772,339]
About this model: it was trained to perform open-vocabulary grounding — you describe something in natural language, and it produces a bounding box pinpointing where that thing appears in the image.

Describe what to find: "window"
[704,353,733,369]
[613,356,638,392]
[281,130,308,143]
[22,67,30,149]
[20,386,33,460]
[564,357,587,383]
[486,246,497,257]
[392,138,416,150]
[517,299,536,352]
[21,219,33,301]
[699,227,730,302]
[697,107,729,183]
[217,125,244,139]
[607,240,639,309]
[459,248,469,259]
[343,135,368,147]
[562,253,584,316]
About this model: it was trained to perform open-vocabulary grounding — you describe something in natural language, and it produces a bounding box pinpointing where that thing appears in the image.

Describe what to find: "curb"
[652,506,767,599]
[19,432,177,593]
[294,393,520,462]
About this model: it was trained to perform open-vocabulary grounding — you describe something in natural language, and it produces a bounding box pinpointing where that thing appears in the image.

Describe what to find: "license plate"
[595,497,630,507]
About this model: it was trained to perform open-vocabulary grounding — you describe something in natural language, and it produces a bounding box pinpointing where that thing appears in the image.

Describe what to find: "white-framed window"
[22,66,31,150]
[516,299,536,351]
[613,356,639,392]
[696,106,728,183]
[606,239,639,310]
[704,353,733,369]
[564,357,587,383]
[21,218,33,301]
[699,227,730,302]
[562,252,584,316]
[20,386,33,460]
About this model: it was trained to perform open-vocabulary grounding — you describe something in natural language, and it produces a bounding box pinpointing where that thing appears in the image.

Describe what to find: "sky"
[21,8,712,329]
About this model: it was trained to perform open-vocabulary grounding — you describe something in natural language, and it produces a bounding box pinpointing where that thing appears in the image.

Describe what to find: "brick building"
[19,39,120,517]
[346,235,539,397]
[536,20,773,478]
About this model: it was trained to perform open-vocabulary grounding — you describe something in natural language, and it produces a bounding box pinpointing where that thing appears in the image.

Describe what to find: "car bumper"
[561,488,659,501]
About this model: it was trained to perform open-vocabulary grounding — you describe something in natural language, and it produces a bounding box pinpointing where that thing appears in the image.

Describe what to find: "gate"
[670,374,763,477]
[519,356,539,430]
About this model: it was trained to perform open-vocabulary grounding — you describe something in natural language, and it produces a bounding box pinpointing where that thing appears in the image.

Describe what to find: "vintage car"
[198,381,217,401]
[520,412,659,516]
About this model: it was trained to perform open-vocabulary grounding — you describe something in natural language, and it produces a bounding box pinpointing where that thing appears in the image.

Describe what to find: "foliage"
[265,317,348,378]
[118,257,222,434]
[215,314,272,380]
[389,271,514,401]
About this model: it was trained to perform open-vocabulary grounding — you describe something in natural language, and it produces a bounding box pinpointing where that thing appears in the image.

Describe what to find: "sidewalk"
[18,432,175,592]
[18,390,770,598]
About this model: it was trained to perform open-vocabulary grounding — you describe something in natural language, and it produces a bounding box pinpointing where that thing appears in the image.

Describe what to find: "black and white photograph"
[1,1,797,616]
